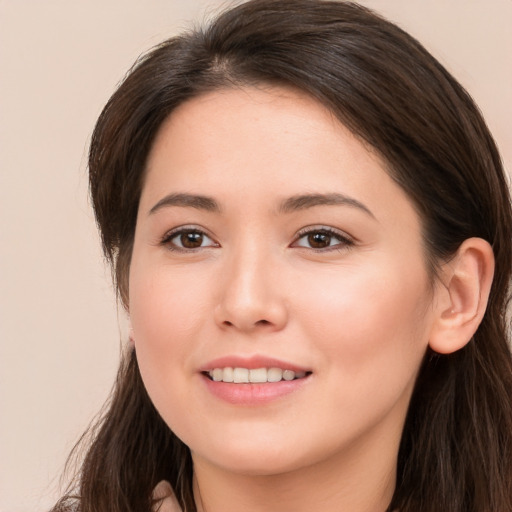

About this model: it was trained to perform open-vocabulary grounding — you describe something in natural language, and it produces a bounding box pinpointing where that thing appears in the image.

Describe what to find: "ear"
[128,324,135,347]
[429,238,494,354]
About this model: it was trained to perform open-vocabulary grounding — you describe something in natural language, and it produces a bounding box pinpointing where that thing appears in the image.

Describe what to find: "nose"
[214,247,288,333]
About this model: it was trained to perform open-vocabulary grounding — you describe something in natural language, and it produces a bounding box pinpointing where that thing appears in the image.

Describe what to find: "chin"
[199,449,307,477]
[188,427,332,477]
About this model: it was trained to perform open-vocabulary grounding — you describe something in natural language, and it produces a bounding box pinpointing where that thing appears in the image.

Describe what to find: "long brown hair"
[52,1,512,511]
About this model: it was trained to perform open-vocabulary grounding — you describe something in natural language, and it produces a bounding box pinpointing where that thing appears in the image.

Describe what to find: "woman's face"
[129,86,439,476]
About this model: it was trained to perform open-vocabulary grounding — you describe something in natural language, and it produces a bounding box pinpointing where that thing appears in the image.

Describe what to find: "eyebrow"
[278,193,375,218]
[148,191,374,218]
[148,193,221,215]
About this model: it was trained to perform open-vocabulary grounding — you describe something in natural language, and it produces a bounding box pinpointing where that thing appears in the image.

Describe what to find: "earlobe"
[428,238,494,355]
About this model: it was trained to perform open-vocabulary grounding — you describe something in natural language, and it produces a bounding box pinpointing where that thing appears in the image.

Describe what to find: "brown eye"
[307,232,332,249]
[180,231,204,249]
[163,228,217,251]
[294,227,353,251]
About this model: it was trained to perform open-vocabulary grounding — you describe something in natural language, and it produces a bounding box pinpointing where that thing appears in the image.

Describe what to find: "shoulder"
[152,481,183,512]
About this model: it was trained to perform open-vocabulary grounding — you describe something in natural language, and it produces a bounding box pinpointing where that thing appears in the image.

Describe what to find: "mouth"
[203,367,312,383]
[200,359,313,404]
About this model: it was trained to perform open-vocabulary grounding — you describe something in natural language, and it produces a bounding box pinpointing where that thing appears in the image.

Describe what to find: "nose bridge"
[215,236,287,332]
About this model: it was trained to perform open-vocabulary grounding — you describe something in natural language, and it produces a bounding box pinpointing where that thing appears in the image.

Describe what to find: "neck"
[191,427,398,512]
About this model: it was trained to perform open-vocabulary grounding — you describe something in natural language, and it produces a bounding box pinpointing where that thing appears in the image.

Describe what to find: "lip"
[199,355,312,406]
[199,355,310,373]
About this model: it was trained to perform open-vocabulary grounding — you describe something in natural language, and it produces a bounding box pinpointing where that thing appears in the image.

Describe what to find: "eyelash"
[160,226,354,253]
[160,226,218,252]
[293,226,354,253]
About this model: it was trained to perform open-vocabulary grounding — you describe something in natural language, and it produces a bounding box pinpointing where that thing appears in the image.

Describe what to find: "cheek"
[297,258,431,384]
[289,262,431,446]
[128,263,212,411]
[130,263,209,346]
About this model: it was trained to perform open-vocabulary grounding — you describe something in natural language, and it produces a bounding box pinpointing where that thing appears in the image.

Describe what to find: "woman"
[52,1,512,511]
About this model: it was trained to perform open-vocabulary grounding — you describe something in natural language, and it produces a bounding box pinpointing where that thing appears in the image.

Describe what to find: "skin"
[130,86,445,512]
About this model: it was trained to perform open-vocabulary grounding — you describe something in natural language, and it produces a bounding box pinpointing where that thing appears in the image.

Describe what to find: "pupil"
[308,232,330,248]
[181,232,203,248]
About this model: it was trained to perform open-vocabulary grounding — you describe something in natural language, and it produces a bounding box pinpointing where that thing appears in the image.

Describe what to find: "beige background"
[0,1,510,511]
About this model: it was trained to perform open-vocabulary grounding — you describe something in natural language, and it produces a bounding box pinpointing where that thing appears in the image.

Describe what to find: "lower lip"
[201,374,311,405]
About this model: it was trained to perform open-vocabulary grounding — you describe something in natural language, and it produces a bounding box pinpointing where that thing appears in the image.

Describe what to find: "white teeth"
[212,368,223,382]
[282,369,295,381]
[267,367,283,382]
[222,367,234,383]
[249,368,267,383]
[207,367,308,383]
[233,367,249,383]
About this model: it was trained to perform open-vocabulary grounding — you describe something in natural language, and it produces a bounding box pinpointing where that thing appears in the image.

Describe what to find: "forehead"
[142,86,416,226]
[147,86,348,171]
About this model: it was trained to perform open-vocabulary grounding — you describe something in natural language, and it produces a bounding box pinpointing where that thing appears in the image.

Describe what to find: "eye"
[161,227,218,251]
[293,227,354,251]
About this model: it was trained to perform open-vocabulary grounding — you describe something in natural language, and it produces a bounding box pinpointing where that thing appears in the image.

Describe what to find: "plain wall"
[0,1,510,511]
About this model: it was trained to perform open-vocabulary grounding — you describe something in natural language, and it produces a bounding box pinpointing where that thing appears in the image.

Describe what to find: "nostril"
[223,319,270,327]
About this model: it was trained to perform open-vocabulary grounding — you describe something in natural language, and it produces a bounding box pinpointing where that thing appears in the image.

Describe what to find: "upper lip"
[199,355,311,373]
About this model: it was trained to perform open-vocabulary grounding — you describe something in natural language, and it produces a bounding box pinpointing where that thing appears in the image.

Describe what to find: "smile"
[205,367,310,383]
